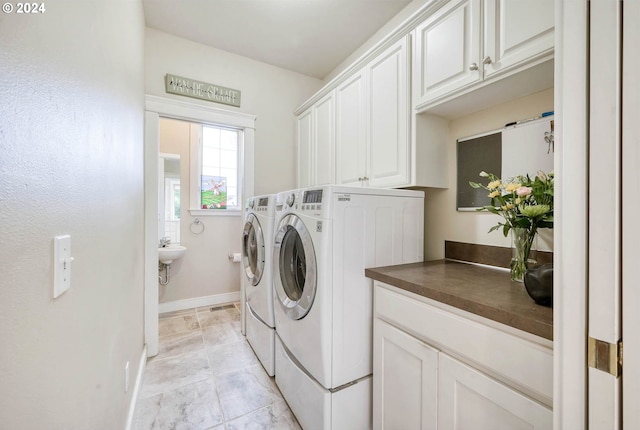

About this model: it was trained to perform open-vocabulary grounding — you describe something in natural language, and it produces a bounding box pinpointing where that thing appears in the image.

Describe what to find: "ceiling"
[143,0,413,80]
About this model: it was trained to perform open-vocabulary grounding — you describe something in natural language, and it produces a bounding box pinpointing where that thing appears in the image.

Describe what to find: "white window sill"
[189,209,242,217]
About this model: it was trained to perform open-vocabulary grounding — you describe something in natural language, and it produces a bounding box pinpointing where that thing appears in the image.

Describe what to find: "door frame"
[144,95,255,356]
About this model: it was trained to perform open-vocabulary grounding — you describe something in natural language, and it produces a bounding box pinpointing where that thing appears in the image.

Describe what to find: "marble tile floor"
[132,303,301,430]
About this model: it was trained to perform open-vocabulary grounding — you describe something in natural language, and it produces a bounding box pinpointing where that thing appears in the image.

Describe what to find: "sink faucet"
[159,236,171,248]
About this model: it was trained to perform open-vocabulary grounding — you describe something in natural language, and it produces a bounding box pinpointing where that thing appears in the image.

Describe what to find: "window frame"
[143,97,254,218]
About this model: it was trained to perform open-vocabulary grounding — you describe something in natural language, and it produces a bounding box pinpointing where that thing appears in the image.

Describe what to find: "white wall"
[0,1,145,428]
[424,88,555,260]
[145,28,323,196]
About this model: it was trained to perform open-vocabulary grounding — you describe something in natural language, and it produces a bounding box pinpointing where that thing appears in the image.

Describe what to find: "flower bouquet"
[469,171,554,281]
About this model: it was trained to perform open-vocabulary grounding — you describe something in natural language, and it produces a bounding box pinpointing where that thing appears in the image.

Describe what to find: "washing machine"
[242,194,276,376]
[272,185,424,430]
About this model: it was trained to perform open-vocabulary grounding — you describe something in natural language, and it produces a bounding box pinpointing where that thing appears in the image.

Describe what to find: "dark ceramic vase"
[524,263,553,307]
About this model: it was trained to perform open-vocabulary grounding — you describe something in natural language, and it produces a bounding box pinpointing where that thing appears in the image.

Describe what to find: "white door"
[588,2,622,428]
[312,92,335,186]
[413,0,481,106]
[483,0,554,78]
[367,36,410,188]
[296,108,313,188]
[336,70,367,186]
[373,319,437,430]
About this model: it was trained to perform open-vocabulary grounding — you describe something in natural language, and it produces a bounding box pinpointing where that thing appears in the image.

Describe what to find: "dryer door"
[273,214,317,320]
[242,214,265,286]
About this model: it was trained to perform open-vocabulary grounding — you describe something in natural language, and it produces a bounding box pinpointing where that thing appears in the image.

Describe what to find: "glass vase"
[510,227,537,282]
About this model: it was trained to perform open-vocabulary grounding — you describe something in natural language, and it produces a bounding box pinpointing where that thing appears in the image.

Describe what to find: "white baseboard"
[124,344,148,430]
[158,291,241,314]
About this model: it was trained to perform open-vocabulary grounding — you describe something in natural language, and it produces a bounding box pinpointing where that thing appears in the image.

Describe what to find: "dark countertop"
[365,260,553,341]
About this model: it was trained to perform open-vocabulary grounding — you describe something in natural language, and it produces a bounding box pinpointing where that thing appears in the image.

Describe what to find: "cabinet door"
[296,108,313,188]
[313,92,335,186]
[438,354,552,429]
[367,36,410,188]
[336,70,367,186]
[413,0,481,106]
[483,0,554,78]
[373,319,437,430]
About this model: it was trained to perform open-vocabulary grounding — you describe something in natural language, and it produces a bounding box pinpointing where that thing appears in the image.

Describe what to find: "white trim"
[554,0,589,428]
[124,344,148,430]
[144,111,160,358]
[145,95,256,129]
[144,95,255,361]
[158,291,242,314]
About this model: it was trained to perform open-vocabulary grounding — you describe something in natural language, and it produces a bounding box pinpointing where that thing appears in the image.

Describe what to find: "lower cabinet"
[373,282,553,430]
[373,319,438,429]
[438,354,552,429]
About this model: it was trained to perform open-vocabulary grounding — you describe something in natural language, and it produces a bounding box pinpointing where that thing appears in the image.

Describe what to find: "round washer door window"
[273,214,317,320]
[242,214,264,286]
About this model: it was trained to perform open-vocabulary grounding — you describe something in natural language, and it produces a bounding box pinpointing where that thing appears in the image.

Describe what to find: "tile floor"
[132,303,301,430]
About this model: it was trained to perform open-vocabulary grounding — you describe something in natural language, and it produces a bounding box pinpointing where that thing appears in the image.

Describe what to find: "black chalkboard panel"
[457,132,502,210]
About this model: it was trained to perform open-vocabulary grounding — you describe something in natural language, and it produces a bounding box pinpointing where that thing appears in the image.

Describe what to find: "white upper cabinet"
[483,0,554,78]
[336,70,367,187]
[413,0,554,109]
[313,92,336,186]
[296,108,313,188]
[366,37,410,188]
[296,92,336,188]
[334,36,411,188]
[413,0,482,107]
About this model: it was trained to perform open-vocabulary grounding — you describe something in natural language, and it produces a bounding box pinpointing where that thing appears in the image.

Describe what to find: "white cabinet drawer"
[374,281,553,406]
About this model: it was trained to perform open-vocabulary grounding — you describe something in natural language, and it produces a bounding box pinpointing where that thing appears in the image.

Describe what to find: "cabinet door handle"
[469,63,479,71]
[482,56,492,65]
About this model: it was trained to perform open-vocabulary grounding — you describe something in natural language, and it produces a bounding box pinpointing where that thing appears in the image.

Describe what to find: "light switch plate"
[53,235,72,298]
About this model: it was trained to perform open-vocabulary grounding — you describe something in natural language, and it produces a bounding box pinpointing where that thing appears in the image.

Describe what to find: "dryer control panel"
[303,189,323,204]
[301,189,323,213]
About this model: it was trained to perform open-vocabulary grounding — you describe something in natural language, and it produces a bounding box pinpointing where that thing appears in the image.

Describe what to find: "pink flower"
[516,186,532,196]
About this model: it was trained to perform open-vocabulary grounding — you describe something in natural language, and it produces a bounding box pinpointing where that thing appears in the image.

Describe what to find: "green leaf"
[503,223,510,237]
[488,225,501,233]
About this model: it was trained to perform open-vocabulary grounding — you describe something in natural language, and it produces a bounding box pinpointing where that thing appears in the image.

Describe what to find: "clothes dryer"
[242,194,276,376]
[272,185,424,430]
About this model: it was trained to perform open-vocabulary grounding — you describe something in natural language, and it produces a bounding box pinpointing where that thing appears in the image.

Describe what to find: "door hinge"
[588,337,622,377]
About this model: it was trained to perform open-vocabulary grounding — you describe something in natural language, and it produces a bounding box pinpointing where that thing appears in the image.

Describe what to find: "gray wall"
[0,1,146,428]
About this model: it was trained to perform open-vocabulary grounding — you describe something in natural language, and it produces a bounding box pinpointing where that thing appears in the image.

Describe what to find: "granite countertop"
[365,260,553,341]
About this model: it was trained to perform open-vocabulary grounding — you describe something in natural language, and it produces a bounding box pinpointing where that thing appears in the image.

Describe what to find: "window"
[190,121,245,215]
[201,125,240,209]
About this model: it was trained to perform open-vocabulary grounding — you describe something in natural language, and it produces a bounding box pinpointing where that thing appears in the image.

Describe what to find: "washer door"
[273,214,317,320]
[242,214,264,286]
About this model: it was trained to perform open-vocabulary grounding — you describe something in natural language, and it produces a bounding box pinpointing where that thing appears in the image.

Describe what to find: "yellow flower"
[501,203,514,211]
[488,190,500,198]
[504,182,521,192]
[515,197,521,204]
[488,180,501,190]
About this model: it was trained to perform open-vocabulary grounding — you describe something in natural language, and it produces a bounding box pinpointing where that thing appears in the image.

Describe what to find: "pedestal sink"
[158,245,187,265]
